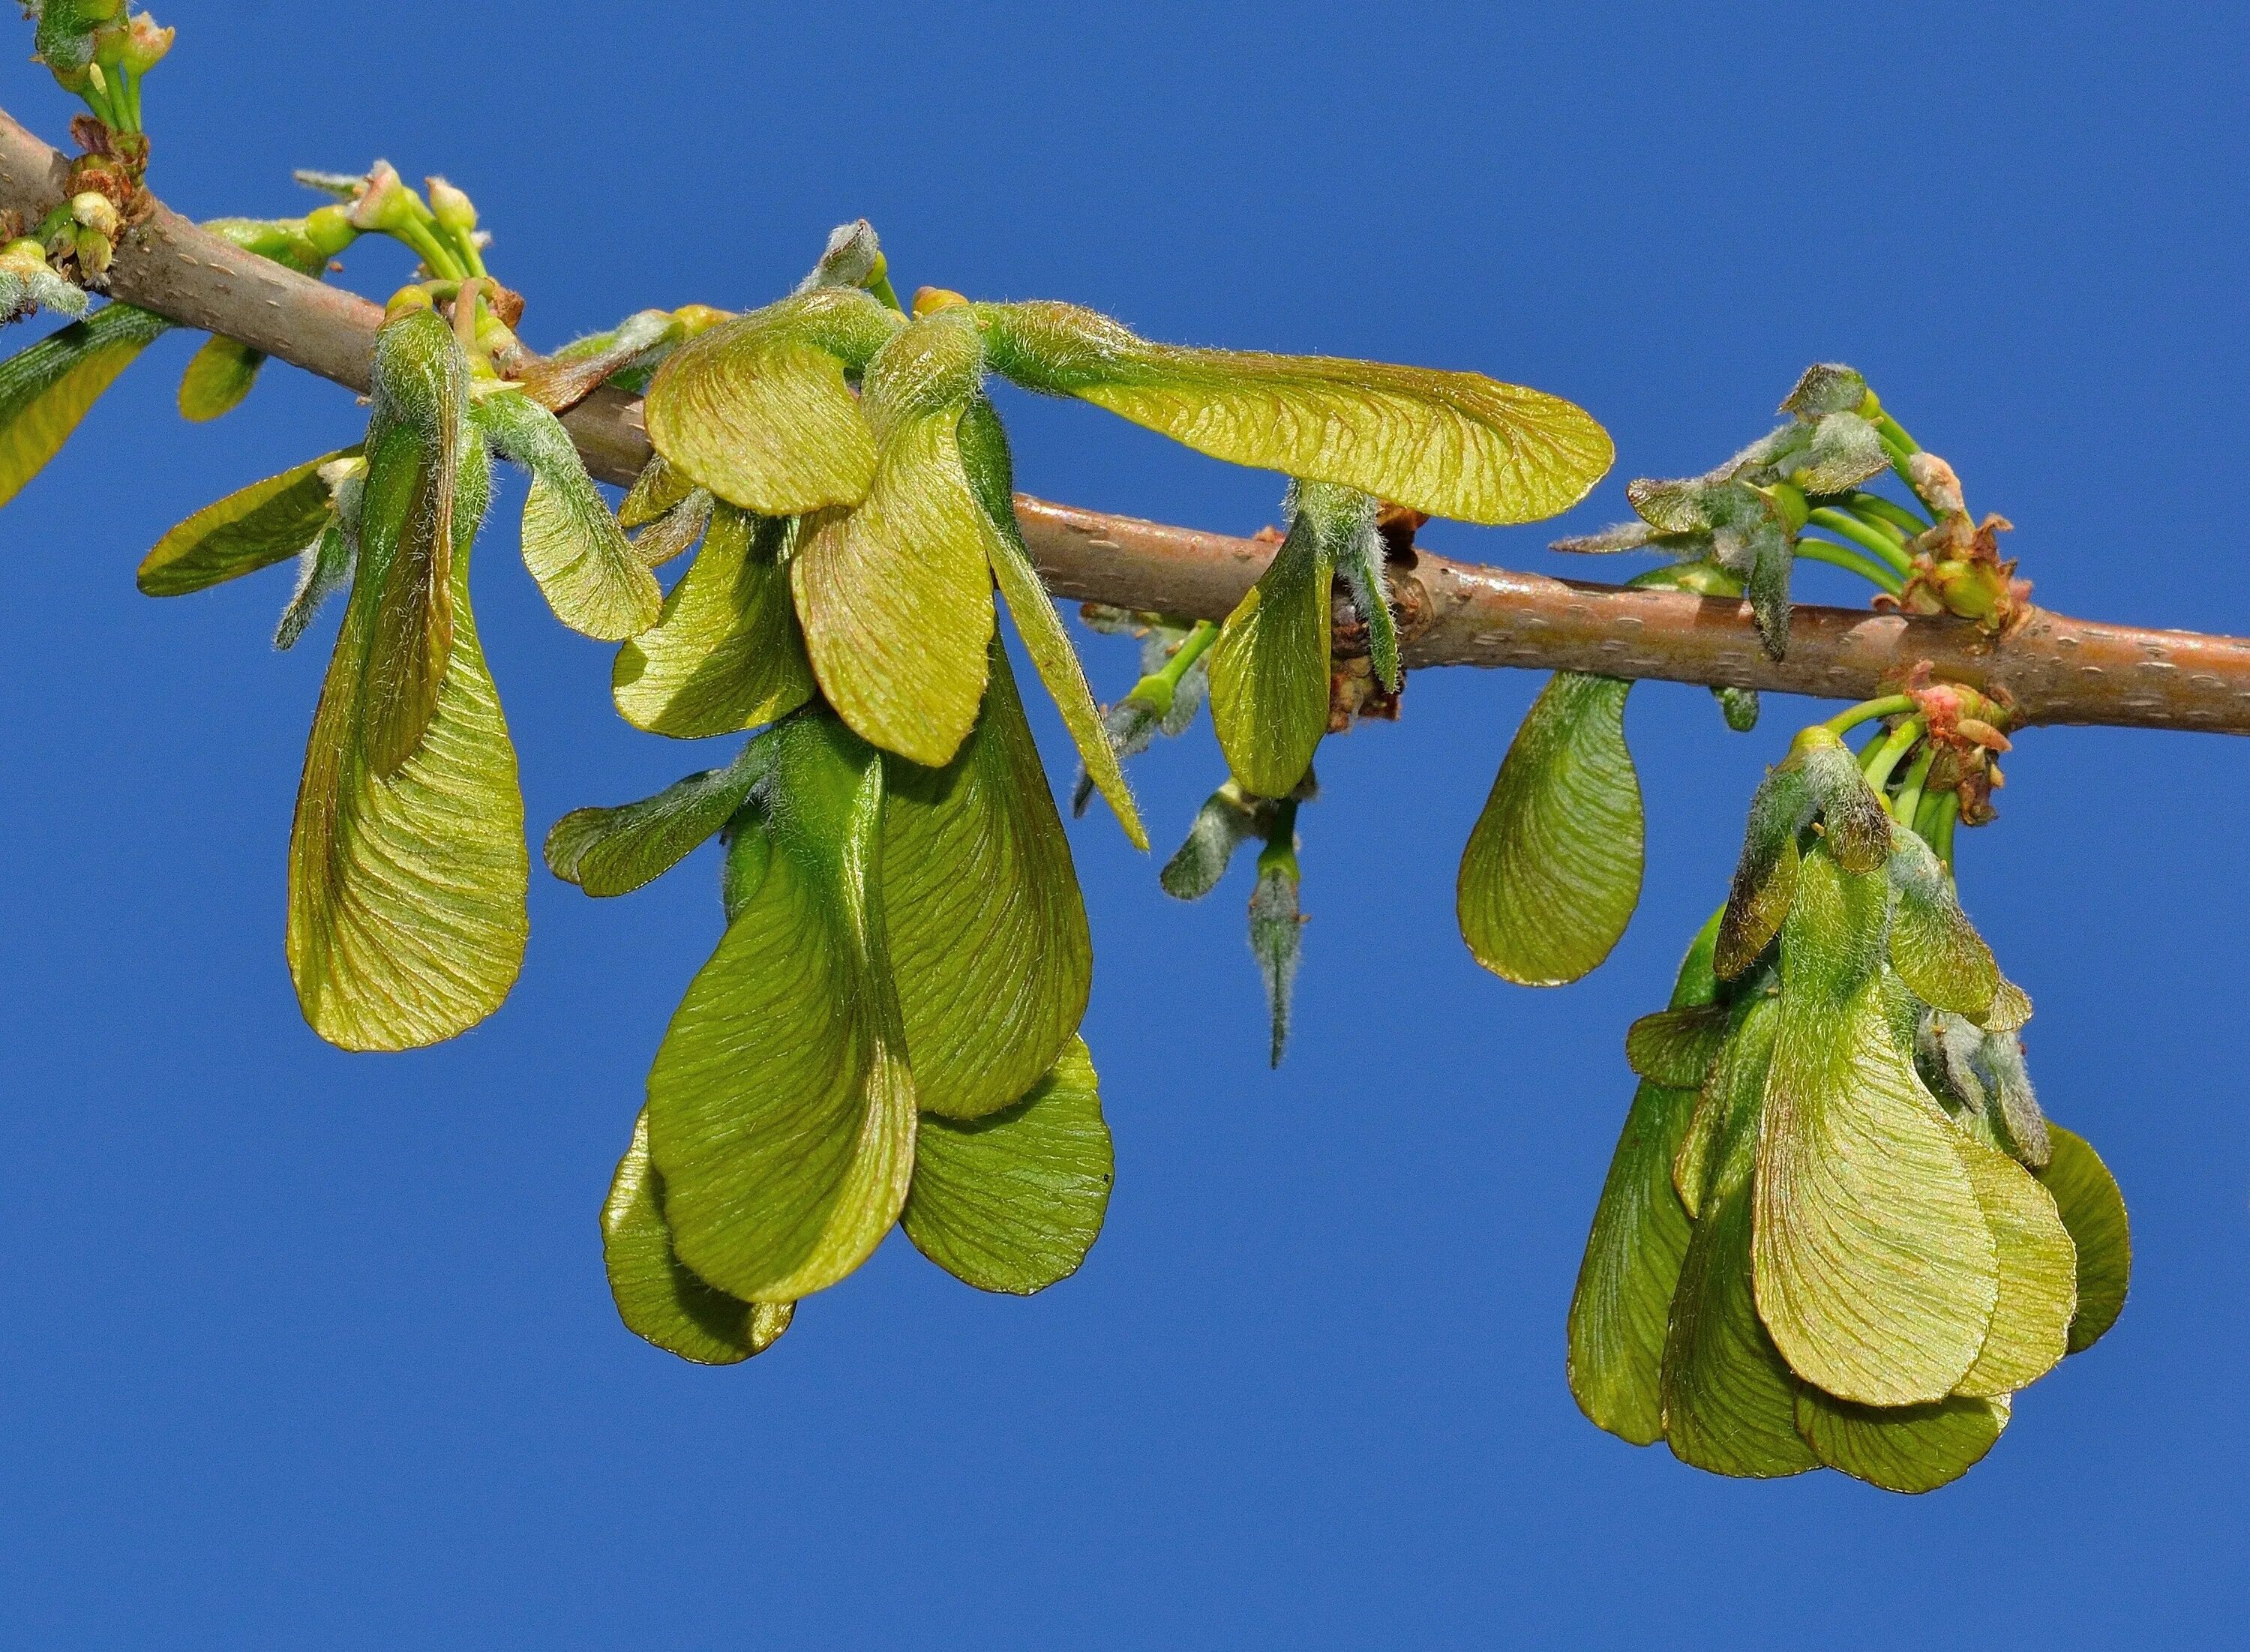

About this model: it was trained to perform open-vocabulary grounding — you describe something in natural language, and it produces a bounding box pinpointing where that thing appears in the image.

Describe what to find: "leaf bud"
[1778,362,1869,419]
[1248,843,1304,1069]
[382,283,436,322]
[1714,685,1760,731]
[796,219,882,292]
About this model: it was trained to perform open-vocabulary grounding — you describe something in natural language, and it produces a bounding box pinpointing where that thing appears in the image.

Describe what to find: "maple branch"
[6,106,2246,734]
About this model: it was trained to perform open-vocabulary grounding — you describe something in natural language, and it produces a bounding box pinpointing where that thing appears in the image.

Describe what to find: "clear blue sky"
[2,1,2244,1645]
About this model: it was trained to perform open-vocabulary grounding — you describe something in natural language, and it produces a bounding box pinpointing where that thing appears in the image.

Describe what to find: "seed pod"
[1750,844,1997,1408]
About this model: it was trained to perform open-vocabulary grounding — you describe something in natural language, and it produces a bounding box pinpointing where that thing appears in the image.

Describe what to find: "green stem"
[1256,798,1302,885]
[1846,490,1931,536]
[1822,694,1915,738]
[392,220,465,282]
[78,73,119,132]
[1860,717,1925,794]
[1796,536,1903,594]
[1868,406,1948,514]
[118,66,143,133]
[868,271,904,313]
[1806,508,1913,576]
[1156,619,1220,691]
[1874,410,1921,455]
[446,223,488,280]
[1924,793,1960,871]
[1891,745,1936,826]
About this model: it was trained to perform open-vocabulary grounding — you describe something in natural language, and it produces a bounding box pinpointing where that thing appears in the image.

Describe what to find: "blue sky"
[2,1,2245,1645]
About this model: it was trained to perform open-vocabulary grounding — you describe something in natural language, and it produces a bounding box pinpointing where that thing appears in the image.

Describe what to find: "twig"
[4,106,2245,733]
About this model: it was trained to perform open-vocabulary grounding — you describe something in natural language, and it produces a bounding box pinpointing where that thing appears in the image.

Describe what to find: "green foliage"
[0,86,2133,1488]
[645,711,916,1303]
[790,307,996,766]
[545,739,775,898]
[1207,484,1363,799]
[603,1112,796,1365]
[1566,928,1719,1444]
[2040,1127,2131,1354]
[645,288,902,514]
[880,645,1092,1120]
[958,395,1146,849]
[628,683,1103,1321]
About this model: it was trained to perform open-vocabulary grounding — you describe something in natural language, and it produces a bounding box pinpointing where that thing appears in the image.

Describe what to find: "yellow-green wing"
[138,448,357,597]
[286,454,528,1052]
[644,289,902,515]
[1658,997,1816,1477]
[2039,1125,2131,1354]
[1568,1081,1698,1447]
[1207,523,1331,799]
[602,1111,794,1364]
[1751,847,1996,1408]
[352,307,466,780]
[1458,673,1644,986]
[0,304,170,506]
[1950,1131,2075,1399]
[178,334,266,423]
[1793,1389,2007,1495]
[976,299,1612,525]
[956,394,1145,849]
[472,385,662,640]
[883,643,1093,1119]
[790,412,995,767]
[902,1038,1113,1295]
[611,504,815,737]
[646,713,916,1303]
[1567,933,1724,1444]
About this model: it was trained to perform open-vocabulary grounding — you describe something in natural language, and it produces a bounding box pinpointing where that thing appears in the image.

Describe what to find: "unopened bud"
[1906,451,1966,516]
[34,0,127,73]
[302,204,357,258]
[911,286,968,316]
[671,303,731,337]
[74,224,113,277]
[70,191,121,238]
[383,284,436,322]
[425,176,477,235]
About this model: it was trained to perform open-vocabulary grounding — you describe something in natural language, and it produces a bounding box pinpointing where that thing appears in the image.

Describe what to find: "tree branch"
[6,106,2246,734]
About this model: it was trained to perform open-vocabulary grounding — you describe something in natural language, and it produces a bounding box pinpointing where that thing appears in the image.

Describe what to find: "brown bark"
[4,107,2244,733]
